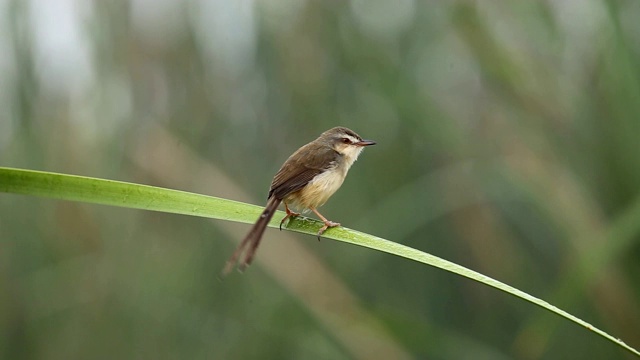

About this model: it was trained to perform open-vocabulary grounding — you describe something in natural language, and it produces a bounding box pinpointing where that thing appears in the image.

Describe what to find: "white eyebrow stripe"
[345,135,360,143]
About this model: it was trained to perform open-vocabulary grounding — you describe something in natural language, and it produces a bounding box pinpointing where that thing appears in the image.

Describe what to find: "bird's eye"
[342,137,351,144]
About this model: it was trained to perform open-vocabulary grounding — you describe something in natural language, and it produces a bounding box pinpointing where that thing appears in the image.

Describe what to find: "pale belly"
[285,170,345,210]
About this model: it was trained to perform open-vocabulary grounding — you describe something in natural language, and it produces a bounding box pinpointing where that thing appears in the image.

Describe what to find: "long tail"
[222,196,281,276]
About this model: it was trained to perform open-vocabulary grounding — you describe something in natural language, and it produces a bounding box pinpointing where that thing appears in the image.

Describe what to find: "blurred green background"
[1,0,640,359]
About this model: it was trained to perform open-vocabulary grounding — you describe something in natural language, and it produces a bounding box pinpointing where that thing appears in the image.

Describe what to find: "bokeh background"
[1,0,640,359]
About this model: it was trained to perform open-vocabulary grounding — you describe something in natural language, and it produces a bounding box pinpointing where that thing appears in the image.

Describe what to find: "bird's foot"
[317,221,340,240]
[279,208,300,230]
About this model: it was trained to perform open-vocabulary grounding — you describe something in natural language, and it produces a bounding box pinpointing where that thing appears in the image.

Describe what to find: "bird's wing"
[268,144,339,200]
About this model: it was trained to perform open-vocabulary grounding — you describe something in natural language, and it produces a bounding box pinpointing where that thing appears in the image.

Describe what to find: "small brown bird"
[223,127,376,275]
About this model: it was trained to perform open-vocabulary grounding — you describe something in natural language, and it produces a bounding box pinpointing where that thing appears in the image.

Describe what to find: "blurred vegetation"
[1,0,640,359]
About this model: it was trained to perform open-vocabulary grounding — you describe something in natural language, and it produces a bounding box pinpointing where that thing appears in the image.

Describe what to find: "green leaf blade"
[1,166,638,357]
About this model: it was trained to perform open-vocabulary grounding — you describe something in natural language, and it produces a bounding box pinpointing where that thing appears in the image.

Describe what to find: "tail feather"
[222,197,281,276]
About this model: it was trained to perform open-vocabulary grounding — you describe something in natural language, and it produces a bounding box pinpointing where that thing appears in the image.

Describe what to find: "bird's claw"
[317,221,340,240]
[279,210,300,230]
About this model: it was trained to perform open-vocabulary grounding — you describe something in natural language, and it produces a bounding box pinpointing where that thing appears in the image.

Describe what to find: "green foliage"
[2,1,640,358]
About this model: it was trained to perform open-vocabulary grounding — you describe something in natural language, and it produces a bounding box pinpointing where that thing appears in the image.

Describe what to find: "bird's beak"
[356,139,376,146]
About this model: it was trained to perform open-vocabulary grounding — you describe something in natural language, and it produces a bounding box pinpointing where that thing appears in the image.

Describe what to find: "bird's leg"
[311,208,340,239]
[279,202,300,230]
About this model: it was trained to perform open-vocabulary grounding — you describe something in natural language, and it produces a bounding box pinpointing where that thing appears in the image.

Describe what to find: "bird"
[222,126,376,275]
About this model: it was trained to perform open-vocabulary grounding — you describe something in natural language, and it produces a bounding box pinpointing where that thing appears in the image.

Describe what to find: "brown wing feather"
[268,142,340,200]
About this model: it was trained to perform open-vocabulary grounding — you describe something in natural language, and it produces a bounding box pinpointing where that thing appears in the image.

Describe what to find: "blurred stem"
[0,166,638,357]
